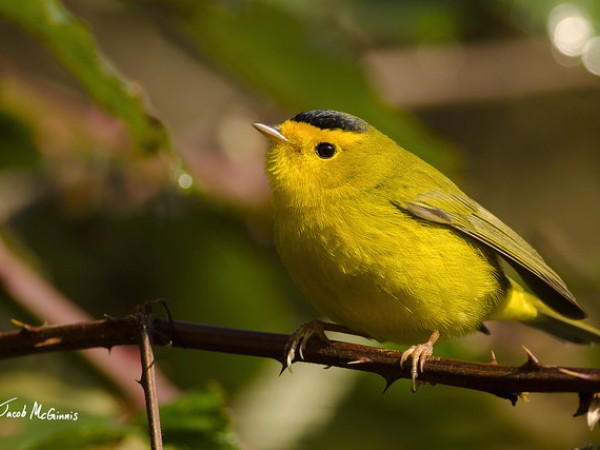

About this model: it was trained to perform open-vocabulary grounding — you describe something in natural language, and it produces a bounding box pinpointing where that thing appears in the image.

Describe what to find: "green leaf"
[145,388,239,450]
[0,0,170,154]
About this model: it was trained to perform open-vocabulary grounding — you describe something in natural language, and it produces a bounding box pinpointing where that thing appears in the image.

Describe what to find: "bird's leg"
[400,330,440,392]
[285,320,370,372]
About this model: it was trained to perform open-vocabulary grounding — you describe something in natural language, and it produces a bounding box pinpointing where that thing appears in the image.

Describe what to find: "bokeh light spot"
[177,172,194,190]
[548,4,593,56]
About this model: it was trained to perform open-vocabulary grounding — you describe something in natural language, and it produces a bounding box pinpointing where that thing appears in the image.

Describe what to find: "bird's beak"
[253,123,289,143]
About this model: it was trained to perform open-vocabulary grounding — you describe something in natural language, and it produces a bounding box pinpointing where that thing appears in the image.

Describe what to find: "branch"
[2,317,600,405]
[135,308,163,450]
[0,236,179,407]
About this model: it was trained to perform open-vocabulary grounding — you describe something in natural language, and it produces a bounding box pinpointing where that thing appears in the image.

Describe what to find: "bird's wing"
[394,189,585,319]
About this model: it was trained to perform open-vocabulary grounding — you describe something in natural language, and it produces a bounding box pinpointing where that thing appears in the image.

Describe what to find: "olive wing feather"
[395,189,585,320]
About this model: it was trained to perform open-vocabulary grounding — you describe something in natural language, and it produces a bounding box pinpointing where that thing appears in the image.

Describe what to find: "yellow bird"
[254,110,600,390]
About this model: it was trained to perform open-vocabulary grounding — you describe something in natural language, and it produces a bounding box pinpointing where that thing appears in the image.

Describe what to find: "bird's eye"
[315,142,336,159]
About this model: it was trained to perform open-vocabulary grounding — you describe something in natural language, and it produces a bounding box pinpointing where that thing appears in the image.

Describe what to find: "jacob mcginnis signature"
[0,397,78,421]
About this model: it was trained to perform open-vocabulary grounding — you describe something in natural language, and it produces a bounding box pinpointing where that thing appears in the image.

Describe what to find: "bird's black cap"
[291,110,368,133]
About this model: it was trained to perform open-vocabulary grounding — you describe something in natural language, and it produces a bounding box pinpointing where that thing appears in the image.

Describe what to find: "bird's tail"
[493,277,600,344]
[526,308,600,344]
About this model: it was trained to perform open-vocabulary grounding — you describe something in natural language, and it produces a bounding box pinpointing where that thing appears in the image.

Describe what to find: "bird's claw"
[284,320,329,372]
[400,343,433,392]
[400,331,440,392]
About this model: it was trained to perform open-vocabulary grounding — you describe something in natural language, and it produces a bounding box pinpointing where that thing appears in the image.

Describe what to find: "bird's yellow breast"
[273,192,508,344]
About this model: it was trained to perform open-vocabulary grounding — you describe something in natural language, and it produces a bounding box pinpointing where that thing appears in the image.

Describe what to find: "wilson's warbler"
[254,109,600,390]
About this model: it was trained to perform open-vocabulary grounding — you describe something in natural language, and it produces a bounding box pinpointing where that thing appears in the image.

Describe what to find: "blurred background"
[1,0,600,448]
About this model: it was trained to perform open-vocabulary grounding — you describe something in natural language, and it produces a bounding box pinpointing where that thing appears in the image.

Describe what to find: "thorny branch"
[136,307,163,450]
[1,316,600,424]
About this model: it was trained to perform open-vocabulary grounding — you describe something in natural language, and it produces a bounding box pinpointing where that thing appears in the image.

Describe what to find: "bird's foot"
[284,320,330,372]
[400,330,440,392]
[284,320,369,372]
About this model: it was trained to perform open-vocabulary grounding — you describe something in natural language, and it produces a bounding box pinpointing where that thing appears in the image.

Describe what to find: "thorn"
[489,350,498,365]
[11,318,26,328]
[11,319,38,331]
[347,357,373,365]
[278,362,288,376]
[509,393,519,406]
[34,337,62,348]
[519,345,543,371]
[574,393,594,417]
[382,375,400,394]
[494,391,520,405]
[558,367,594,380]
